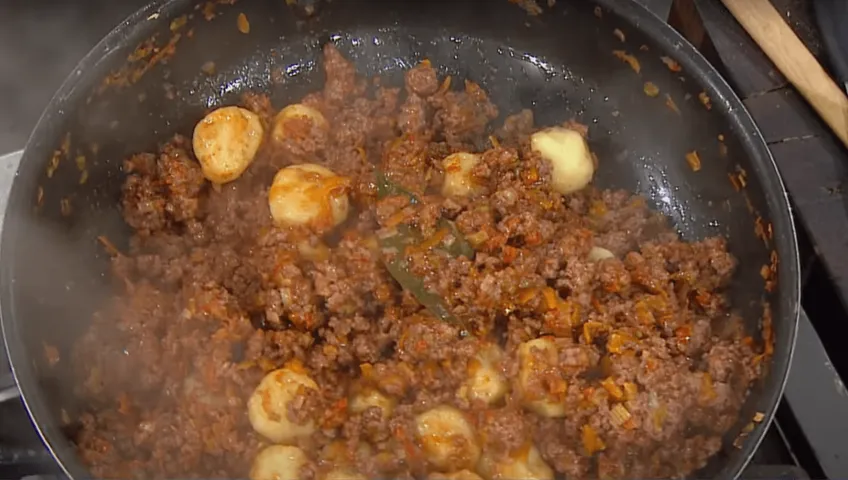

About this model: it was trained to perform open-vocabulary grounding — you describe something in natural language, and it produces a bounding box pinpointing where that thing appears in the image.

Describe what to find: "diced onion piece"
[297,240,331,262]
[623,382,639,400]
[461,344,508,406]
[588,246,614,261]
[606,331,638,354]
[269,164,350,231]
[478,444,554,480]
[250,445,309,480]
[700,372,717,403]
[466,230,490,248]
[583,321,609,344]
[517,338,567,418]
[247,366,318,444]
[272,103,328,144]
[652,402,668,429]
[530,127,595,195]
[428,470,485,480]
[609,403,632,428]
[442,152,482,197]
[192,106,264,184]
[349,387,395,417]
[414,405,481,471]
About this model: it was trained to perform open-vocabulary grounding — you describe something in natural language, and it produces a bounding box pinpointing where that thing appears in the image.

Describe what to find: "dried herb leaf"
[376,171,418,202]
[437,218,474,258]
[376,172,474,328]
[380,225,457,323]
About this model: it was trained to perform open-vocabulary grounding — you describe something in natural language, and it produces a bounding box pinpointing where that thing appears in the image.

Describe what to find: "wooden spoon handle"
[721,0,848,150]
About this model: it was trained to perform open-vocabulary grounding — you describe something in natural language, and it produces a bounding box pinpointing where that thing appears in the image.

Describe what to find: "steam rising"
[0,0,148,153]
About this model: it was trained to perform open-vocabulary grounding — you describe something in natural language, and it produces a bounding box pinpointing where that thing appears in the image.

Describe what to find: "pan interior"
[3,1,788,478]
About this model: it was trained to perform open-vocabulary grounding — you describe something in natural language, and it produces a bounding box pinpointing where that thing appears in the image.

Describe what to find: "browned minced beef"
[72,44,763,480]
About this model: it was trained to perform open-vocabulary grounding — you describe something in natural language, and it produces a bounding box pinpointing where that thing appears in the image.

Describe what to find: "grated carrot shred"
[406,228,448,255]
[542,287,559,311]
[581,425,606,455]
[601,377,625,400]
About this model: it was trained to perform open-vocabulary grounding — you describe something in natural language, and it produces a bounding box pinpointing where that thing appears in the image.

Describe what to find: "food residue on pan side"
[612,50,641,73]
[237,12,250,33]
[685,151,702,172]
[643,82,660,97]
[699,91,713,110]
[613,28,625,42]
[660,56,682,72]
[665,93,680,114]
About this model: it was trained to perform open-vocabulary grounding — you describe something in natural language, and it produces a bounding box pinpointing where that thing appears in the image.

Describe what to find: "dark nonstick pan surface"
[1,0,798,478]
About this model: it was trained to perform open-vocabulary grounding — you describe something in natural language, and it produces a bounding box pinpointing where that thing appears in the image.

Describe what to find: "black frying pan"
[0,0,799,478]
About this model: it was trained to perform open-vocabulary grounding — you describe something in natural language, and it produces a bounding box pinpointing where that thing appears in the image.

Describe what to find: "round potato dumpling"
[460,344,507,406]
[248,366,318,444]
[415,405,481,471]
[530,127,595,195]
[349,387,395,416]
[192,106,264,184]
[428,470,485,480]
[319,440,371,479]
[272,103,328,144]
[442,152,482,197]
[322,469,367,480]
[268,164,350,231]
[588,246,614,261]
[250,445,309,480]
[478,444,554,480]
[517,337,567,418]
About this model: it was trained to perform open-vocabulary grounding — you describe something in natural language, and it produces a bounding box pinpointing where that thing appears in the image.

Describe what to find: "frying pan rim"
[0,0,800,479]
[0,0,186,478]
[598,1,800,477]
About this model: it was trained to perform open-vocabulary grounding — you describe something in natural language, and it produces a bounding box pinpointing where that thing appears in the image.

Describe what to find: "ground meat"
[476,407,529,457]
[322,43,364,106]
[404,61,439,97]
[430,80,499,148]
[398,93,430,135]
[73,44,762,480]
[495,108,535,145]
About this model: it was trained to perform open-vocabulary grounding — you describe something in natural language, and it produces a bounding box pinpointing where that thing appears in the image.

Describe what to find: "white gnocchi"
[272,103,328,144]
[428,470,485,480]
[414,405,481,471]
[192,106,264,184]
[247,365,318,444]
[530,127,595,195]
[588,246,615,261]
[478,444,554,480]
[349,387,395,416]
[459,344,507,406]
[268,164,350,231]
[318,440,370,479]
[442,152,482,197]
[517,337,567,418]
[249,445,309,480]
[322,469,367,480]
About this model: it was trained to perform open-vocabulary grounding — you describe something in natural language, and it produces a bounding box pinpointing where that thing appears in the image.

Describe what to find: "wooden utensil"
[722,0,848,150]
